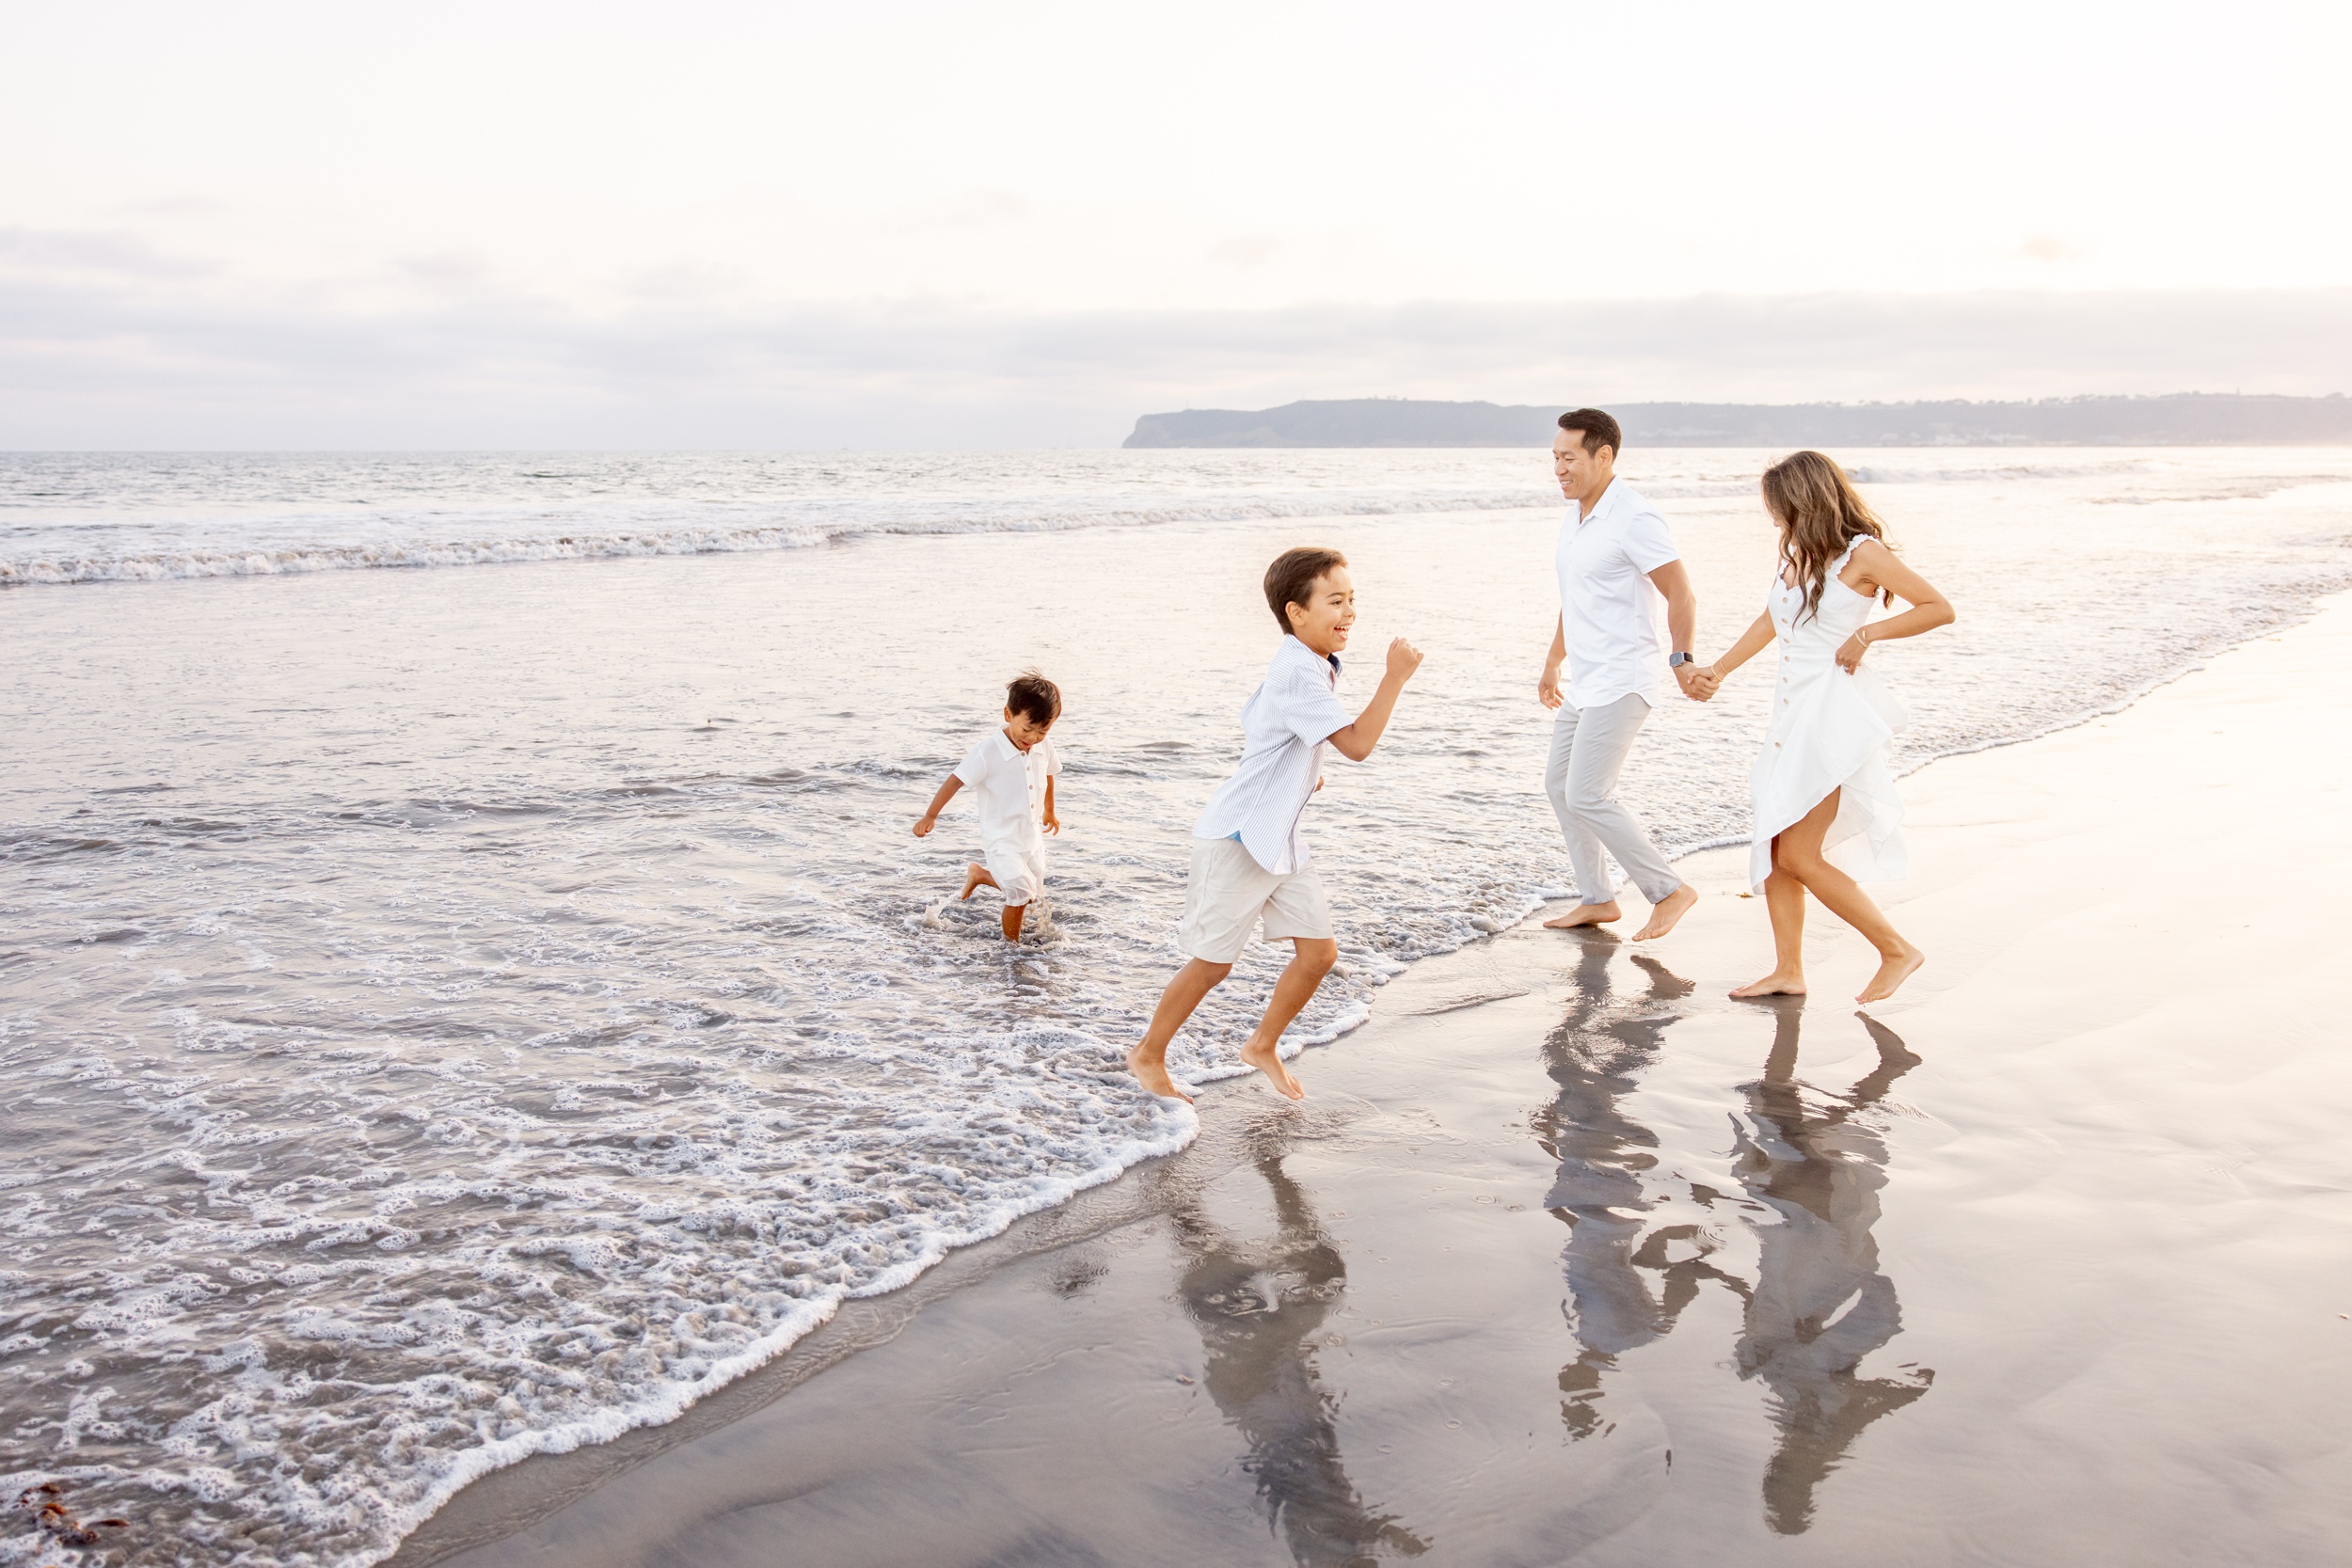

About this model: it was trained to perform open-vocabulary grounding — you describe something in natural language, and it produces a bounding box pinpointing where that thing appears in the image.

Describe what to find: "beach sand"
[389,594,2352,1568]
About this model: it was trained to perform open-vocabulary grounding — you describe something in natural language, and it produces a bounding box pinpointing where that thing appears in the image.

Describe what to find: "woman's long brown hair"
[1760,450,1892,622]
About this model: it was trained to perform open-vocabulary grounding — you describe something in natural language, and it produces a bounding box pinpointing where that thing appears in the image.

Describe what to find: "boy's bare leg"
[1632,883,1698,941]
[1544,900,1621,928]
[959,863,995,901]
[1001,903,1025,942]
[1731,857,1808,997]
[1236,937,1337,1101]
[1126,958,1232,1103]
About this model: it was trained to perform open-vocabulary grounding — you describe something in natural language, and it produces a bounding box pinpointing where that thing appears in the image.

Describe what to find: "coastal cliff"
[1122,394,2352,448]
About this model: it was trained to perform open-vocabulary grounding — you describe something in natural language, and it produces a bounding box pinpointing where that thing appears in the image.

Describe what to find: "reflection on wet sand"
[1536,938,1739,1440]
[1735,1006,1934,1534]
[1537,935,1933,1533]
[1173,1153,1430,1565]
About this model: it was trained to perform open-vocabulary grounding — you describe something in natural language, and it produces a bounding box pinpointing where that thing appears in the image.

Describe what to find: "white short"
[983,843,1046,907]
[1177,836,1334,963]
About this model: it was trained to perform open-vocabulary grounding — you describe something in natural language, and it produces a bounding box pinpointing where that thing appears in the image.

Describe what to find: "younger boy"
[1126,547,1422,1103]
[913,671,1063,942]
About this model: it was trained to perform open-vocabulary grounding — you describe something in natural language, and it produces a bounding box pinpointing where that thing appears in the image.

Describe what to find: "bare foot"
[1631,884,1698,942]
[1124,1046,1195,1103]
[958,863,990,901]
[1239,1038,1306,1101]
[1544,900,1622,929]
[1856,945,1925,1005]
[1731,972,1806,999]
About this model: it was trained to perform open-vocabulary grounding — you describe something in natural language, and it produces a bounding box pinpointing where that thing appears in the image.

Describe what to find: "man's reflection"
[1537,937,1742,1438]
[1537,938,1932,1532]
[1172,1152,1429,1565]
[1733,1007,1933,1535]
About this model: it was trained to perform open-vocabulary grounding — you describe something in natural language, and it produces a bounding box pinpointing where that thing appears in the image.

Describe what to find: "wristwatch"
[1668,652,1696,668]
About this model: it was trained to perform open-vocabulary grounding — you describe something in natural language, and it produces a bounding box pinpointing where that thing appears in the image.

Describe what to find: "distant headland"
[1122,394,2352,449]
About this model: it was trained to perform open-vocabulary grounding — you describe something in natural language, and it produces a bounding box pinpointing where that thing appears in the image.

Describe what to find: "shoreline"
[387,597,2352,1567]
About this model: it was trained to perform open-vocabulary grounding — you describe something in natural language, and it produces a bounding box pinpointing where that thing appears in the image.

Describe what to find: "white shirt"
[1193,636,1354,875]
[1555,478,1681,709]
[952,730,1060,854]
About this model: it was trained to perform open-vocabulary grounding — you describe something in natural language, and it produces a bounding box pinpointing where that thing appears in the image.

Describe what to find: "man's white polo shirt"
[1193,636,1353,875]
[1556,478,1680,709]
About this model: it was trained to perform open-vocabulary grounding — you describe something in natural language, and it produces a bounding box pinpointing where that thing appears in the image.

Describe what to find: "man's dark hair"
[1006,670,1061,725]
[1557,407,1623,458]
[1263,546,1348,634]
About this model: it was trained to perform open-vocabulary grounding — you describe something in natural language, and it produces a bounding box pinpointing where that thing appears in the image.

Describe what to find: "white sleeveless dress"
[1748,537,1911,892]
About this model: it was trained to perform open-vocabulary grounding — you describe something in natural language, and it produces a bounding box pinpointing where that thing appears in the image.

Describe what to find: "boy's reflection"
[1733,1007,1932,1535]
[1172,1153,1429,1565]
[1538,937,1931,1532]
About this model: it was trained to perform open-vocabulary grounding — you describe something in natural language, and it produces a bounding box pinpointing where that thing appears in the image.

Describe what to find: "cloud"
[2,238,2348,448]
[0,226,217,280]
[2018,234,2087,265]
[1209,235,1282,269]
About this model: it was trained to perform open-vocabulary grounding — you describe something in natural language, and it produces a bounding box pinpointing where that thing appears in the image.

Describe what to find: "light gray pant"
[1545,693,1683,907]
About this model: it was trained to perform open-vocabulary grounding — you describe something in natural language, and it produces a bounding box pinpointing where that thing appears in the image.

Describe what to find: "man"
[1537,407,1704,941]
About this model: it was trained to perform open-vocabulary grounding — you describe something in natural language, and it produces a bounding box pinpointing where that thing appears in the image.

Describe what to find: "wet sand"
[389,594,2352,1568]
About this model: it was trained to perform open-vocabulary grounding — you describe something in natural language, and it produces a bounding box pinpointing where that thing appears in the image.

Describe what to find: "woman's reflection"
[1733,1006,1933,1534]
[1538,936,1932,1533]
[1172,1153,1429,1565]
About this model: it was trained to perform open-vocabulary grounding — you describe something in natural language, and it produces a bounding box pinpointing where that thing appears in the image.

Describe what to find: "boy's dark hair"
[1263,546,1349,634]
[1557,407,1623,458]
[1006,670,1061,725]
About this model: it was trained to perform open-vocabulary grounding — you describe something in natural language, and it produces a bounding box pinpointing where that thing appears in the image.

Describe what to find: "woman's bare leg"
[1126,958,1232,1102]
[1236,938,1338,1101]
[1773,789,1925,1004]
[1730,846,1809,998]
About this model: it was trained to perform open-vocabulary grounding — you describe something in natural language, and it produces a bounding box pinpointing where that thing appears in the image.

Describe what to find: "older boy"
[913,671,1062,942]
[1126,547,1422,1103]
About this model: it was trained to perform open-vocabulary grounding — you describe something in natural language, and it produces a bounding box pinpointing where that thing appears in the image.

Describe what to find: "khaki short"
[1177,836,1335,963]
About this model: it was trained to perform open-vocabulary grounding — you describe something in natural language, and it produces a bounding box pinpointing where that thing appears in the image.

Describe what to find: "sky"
[4,0,2349,447]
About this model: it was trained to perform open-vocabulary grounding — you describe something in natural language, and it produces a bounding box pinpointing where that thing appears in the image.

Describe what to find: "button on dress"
[1748,538,1911,892]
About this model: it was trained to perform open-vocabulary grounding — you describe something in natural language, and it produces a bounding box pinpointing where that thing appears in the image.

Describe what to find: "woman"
[1692,451,1955,1004]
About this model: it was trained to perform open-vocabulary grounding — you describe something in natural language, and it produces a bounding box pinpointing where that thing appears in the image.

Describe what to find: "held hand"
[1836,632,1869,673]
[1537,663,1564,710]
[1673,664,1713,702]
[1385,636,1424,682]
[912,816,936,838]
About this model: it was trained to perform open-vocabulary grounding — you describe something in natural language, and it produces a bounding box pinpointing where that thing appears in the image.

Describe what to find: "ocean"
[4,447,2348,1566]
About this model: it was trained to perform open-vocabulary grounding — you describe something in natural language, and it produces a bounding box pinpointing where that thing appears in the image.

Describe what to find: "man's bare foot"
[1731,972,1806,999]
[958,863,990,901]
[1544,900,1621,929]
[1857,945,1925,1005]
[1124,1045,1195,1103]
[1631,884,1698,941]
[1239,1038,1305,1101]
